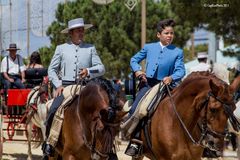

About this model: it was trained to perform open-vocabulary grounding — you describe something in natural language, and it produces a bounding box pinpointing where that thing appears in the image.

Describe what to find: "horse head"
[189,72,239,154]
[77,78,126,159]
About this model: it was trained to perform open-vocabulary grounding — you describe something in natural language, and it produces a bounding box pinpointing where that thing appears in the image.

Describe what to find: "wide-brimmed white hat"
[197,52,208,59]
[61,18,93,34]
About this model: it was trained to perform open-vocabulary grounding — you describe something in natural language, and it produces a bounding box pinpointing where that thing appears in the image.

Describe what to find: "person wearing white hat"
[0,43,26,98]
[43,18,105,158]
[189,52,211,73]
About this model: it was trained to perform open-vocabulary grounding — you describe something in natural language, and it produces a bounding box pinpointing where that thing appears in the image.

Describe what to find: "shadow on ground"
[2,153,42,160]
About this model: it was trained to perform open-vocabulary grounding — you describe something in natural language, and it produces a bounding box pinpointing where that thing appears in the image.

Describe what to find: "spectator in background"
[113,79,122,93]
[0,43,26,94]
[189,52,211,73]
[27,51,44,69]
[25,51,46,88]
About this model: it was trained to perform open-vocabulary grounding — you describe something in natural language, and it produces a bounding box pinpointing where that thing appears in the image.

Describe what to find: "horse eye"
[210,108,218,114]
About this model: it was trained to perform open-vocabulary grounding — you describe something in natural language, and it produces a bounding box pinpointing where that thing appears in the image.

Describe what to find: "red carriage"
[0,68,48,157]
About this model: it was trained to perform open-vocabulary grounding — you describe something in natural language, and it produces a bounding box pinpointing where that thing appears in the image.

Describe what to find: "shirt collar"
[159,42,168,49]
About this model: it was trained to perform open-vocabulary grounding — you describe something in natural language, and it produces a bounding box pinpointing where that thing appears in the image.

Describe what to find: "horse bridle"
[76,78,111,160]
[83,122,109,160]
[166,85,240,151]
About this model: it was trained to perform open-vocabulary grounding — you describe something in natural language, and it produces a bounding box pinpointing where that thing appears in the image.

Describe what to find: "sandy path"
[2,139,239,160]
[2,140,145,160]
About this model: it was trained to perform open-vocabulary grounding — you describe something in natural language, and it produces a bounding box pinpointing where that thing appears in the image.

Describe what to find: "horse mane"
[176,71,226,91]
[84,78,119,154]
[87,77,117,110]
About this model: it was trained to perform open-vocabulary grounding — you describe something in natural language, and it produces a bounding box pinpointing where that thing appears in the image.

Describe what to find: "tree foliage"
[170,0,240,59]
[40,0,193,79]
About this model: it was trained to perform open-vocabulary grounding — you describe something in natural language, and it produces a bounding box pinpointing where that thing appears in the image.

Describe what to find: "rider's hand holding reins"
[163,76,172,85]
[79,68,89,78]
[54,86,64,98]
[135,71,147,83]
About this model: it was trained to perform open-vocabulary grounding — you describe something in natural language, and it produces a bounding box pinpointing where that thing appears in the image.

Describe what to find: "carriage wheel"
[7,122,15,140]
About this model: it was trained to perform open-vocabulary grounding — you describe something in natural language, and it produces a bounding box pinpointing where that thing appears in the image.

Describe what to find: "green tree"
[40,0,193,79]
[170,0,240,59]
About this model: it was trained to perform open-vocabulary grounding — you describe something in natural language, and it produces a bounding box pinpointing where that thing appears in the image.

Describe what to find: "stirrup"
[125,139,143,158]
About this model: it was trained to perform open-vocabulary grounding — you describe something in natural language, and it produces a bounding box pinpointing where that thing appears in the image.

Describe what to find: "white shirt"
[1,55,26,75]
[189,62,211,73]
[160,42,168,49]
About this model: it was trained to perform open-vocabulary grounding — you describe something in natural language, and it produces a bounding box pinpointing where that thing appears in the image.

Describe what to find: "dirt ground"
[1,139,239,160]
[2,140,145,160]
[0,128,238,160]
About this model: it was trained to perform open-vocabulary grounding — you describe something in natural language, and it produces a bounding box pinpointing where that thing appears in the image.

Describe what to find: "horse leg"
[27,122,33,160]
[40,122,46,140]
[38,103,47,140]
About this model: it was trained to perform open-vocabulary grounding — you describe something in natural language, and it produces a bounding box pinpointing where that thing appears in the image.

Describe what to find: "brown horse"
[134,72,240,160]
[52,78,125,160]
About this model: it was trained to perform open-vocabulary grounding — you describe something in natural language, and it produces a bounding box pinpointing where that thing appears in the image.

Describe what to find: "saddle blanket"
[121,82,165,137]
[47,84,83,147]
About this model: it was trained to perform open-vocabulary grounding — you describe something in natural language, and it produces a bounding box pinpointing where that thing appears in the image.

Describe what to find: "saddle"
[46,85,82,111]
[121,82,166,137]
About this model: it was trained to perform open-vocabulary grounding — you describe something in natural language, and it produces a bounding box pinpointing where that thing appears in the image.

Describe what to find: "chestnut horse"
[134,72,240,160]
[52,78,125,160]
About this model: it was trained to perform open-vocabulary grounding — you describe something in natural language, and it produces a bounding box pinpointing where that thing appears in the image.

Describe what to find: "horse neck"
[172,79,210,130]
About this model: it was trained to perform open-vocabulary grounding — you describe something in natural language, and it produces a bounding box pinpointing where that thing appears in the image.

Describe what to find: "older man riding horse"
[125,72,240,160]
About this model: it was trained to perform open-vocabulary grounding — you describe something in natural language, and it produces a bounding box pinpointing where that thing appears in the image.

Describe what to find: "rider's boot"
[124,119,144,158]
[125,138,143,157]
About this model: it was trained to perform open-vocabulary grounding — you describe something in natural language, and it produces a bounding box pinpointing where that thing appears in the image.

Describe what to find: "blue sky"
[1,0,67,58]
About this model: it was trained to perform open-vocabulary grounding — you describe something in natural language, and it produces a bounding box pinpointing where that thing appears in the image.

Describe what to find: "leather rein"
[166,85,239,151]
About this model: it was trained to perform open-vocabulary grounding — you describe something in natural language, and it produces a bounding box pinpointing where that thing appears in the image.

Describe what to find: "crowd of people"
[0,17,239,159]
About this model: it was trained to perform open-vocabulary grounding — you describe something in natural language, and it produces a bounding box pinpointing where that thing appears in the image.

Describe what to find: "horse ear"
[209,79,220,96]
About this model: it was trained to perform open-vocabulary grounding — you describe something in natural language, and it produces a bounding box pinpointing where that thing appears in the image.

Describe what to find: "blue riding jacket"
[130,42,186,85]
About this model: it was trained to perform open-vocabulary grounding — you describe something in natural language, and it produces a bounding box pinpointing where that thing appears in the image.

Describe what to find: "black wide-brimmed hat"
[6,43,20,51]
